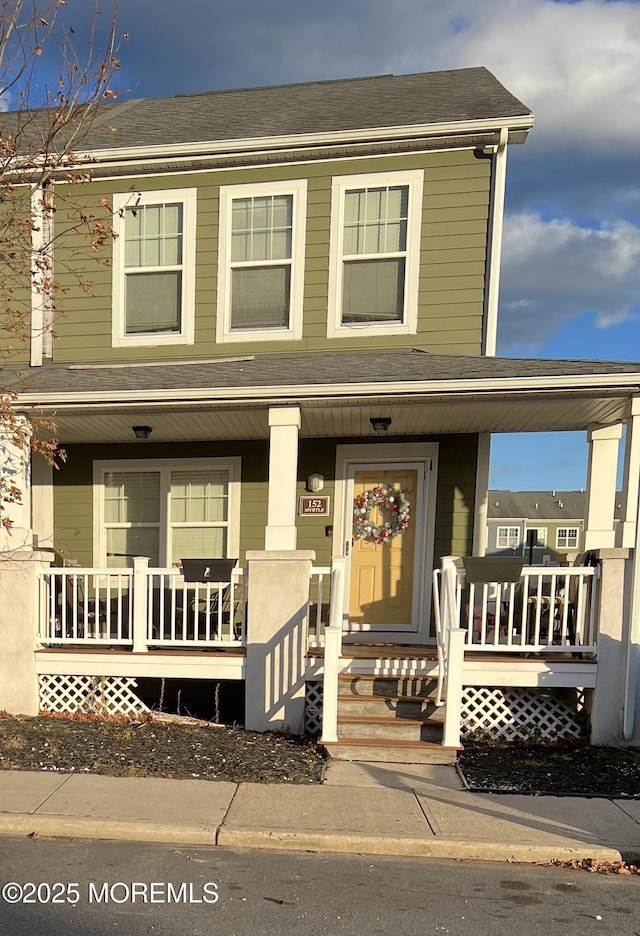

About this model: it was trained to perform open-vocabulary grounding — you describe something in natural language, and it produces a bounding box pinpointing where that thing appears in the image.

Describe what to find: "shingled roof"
[81,68,533,151]
[488,490,624,522]
[0,68,533,157]
[6,349,640,398]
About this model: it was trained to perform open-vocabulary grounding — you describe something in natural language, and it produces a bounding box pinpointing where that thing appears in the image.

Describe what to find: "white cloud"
[392,0,640,150]
[498,212,640,349]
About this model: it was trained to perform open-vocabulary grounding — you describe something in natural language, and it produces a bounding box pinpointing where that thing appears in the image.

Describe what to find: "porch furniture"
[513,578,578,649]
[463,557,525,644]
[180,559,242,640]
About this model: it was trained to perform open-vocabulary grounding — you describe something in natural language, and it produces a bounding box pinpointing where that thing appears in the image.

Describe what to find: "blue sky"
[38,1,640,489]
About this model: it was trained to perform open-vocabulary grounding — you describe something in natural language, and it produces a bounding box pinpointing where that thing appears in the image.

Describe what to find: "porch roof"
[9,349,640,443]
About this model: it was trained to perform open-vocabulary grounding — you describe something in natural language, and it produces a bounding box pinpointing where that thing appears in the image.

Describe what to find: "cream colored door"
[349,468,418,629]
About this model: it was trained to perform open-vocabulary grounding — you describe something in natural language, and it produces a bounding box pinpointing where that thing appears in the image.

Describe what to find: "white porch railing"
[433,563,598,655]
[308,565,332,646]
[38,560,246,650]
[38,568,134,646]
[319,560,346,745]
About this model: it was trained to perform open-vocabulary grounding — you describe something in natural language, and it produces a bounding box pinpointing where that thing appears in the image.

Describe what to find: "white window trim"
[93,457,241,567]
[216,178,307,344]
[111,188,197,348]
[556,526,579,549]
[496,525,520,549]
[327,169,423,339]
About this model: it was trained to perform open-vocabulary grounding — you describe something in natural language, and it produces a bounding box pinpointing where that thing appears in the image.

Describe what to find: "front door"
[334,444,438,644]
[349,467,418,628]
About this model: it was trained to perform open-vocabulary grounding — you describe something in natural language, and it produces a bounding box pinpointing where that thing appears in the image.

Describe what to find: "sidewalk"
[0,762,638,864]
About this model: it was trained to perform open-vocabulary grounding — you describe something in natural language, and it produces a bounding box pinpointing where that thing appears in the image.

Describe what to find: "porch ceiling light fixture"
[370,416,392,433]
[306,472,324,493]
[132,425,152,440]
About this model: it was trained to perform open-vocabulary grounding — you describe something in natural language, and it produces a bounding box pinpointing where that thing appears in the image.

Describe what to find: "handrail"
[320,560,345,745]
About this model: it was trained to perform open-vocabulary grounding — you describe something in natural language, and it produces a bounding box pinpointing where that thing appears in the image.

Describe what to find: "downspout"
[623,468,640,739]
[481,126,509,357]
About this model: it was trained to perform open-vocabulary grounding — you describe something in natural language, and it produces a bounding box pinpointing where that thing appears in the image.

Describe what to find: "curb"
[0,815,624,865]
[0,815,218,847]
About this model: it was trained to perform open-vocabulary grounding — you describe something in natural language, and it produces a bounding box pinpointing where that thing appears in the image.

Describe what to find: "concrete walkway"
[0,762,638,864]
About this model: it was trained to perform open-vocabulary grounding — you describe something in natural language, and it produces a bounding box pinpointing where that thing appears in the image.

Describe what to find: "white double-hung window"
[556,527,579,549]
[328,169,423,337]
[496,526,520,550]
[112,189,197,347]
[94,458,241,568]
[217,179,307,342]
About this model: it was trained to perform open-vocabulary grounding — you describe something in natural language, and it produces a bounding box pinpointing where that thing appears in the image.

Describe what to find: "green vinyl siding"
[53,435,477,569]
[0,185,34,365]
[51,148,491,363]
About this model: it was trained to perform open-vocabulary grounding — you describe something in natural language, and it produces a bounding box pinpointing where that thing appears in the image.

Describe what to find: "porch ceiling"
[38,389,632,444]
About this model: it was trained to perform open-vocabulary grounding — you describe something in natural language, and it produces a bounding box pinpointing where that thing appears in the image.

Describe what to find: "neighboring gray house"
[486,490,623,562]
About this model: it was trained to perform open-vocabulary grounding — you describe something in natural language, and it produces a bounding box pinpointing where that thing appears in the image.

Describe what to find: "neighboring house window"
[112,189,197,347]
[94,459,241,568]
[556,527,579,549]
[327,169,423,338]
[217,179,307,343]
[525,527,547,548]
[496,526,520,549]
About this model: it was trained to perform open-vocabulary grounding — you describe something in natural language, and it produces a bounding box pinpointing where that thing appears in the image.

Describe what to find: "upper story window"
[217,179,307,343]
[327,170,423,338]
[112,189,197,348]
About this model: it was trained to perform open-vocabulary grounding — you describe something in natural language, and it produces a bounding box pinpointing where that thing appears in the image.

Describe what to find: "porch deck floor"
[36,647,246,658]
[307,642,594,665]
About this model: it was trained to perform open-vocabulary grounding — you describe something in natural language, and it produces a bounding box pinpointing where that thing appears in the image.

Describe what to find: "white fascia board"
[75,115,535,166]
[14,371,640,410]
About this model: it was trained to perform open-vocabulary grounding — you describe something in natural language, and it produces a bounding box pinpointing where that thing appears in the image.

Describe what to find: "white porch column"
[472,433,491,556]
[244,549,315,733]
[617,397,640,549]
[588,548,630,744]
[265,405,300,551]
[0,552,52,714]
[0,415,33,553]
[584,424,622,550]
[31,453,54,550]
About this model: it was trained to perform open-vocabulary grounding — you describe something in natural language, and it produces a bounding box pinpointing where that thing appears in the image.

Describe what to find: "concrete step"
[337,693,445,719]
[337,673,440,699]
[322,738,459,765]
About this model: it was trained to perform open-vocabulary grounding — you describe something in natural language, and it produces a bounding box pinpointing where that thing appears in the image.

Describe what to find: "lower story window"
[95,458,241,568]
[556,527,579,549]
[496,526,520,549]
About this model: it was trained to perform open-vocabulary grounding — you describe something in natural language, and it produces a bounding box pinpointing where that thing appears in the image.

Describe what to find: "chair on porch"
[181,559,242,640]
[512,553,596,652]
[462,557,524,645]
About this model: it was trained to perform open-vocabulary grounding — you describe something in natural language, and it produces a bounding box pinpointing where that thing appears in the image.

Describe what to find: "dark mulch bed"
[0,714,325,784]
[458,740,640,798]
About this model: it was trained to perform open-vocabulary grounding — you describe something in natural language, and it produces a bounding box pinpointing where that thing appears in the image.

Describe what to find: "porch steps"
[324,671,459,764]
[322,738,458,765]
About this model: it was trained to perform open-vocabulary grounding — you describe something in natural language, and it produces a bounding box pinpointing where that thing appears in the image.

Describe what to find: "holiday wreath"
[353,484,411,544]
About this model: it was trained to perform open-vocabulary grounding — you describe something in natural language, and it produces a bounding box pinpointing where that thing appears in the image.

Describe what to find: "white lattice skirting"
[461,687,584,741]
[305,681,323,735]
[39,675,150,717]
